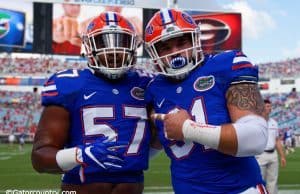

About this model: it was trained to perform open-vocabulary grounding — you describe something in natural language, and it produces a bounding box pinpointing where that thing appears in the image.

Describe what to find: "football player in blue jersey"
[144,9,269,193]
[31,12,158,194]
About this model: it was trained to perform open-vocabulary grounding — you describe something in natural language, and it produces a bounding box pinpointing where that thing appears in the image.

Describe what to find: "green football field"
[0,144,299,193]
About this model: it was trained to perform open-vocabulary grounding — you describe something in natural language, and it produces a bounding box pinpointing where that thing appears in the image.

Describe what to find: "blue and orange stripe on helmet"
[160,9,175,27]
[105,12,118,26]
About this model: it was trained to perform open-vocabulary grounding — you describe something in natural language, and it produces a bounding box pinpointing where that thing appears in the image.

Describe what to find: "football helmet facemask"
[82,12,138,79]
[145,9,204,79]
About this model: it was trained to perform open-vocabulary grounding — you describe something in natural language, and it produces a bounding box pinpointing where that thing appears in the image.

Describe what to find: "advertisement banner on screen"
[52,3,143,56]
[187,11,241,53]
[0,0,33,52]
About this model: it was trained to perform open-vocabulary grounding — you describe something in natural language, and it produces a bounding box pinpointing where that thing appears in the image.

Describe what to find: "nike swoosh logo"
[84,92,97,100]
[157,98,165,108]
[85,146,106,169]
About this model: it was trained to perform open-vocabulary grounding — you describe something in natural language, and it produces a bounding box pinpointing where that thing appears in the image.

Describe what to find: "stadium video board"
[52,3,143,56]
[142,9,241,55]
[0,0,33,52]
[187,11,242,53]
[0,8,25,48]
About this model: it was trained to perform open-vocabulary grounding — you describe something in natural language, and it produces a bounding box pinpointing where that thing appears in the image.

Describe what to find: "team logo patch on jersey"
[193,75,215,92]
[131,87,144,100]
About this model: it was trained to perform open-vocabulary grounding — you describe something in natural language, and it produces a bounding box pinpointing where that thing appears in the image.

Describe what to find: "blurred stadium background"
[0,0,300,193]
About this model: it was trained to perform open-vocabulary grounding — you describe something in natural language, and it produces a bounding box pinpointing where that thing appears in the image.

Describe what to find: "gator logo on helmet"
[193,75,215,92]
[182,12,195,25]
[131,87,145,100]
[86,22,95,33]
[127,21,134,31]
[145,25,153,35]
[0,12,10,38]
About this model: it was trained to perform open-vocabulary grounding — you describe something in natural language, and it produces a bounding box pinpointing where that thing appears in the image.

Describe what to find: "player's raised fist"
[53,16,80,46]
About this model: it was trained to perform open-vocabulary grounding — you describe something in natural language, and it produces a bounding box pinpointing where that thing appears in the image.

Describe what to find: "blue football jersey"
[42,68,153,184]
[145,50,264,193]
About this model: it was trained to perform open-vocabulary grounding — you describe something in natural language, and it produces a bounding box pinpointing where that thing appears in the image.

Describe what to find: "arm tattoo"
[226,83,264,115]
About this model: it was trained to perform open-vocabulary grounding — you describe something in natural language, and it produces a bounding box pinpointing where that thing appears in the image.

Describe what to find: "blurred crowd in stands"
[1,55,300,77]
[0,55,86,76]
[0,55,153,76]
[0,89,42,141]
[258,58,300,78]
